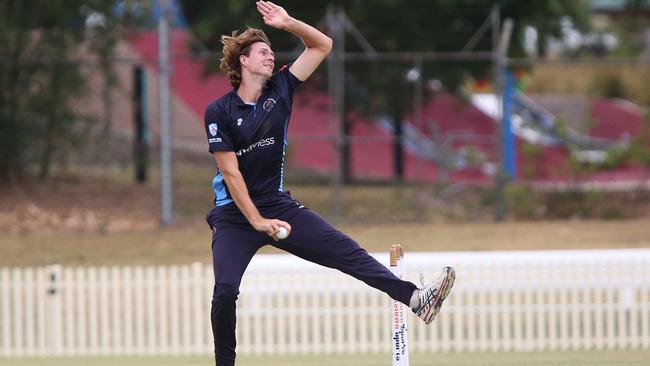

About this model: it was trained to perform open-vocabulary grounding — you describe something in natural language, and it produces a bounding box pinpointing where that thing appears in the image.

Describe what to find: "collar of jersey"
[231,85,270,108]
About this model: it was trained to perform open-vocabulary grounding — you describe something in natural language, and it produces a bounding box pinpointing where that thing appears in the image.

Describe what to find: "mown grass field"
[2,351,650,366]
[1,165,649,266]
[1,218,650,266]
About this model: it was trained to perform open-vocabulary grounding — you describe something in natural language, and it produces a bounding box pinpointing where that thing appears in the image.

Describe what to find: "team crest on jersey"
[263,98,276,111]
[208,123,218,136]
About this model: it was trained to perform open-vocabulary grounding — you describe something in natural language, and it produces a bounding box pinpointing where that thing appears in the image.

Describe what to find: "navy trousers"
[206,191,417,366]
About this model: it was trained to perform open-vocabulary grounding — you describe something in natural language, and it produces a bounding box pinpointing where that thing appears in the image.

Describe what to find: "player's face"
[243,42,275,78]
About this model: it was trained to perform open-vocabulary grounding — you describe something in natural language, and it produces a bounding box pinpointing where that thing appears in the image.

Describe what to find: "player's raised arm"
[256,1,332,81]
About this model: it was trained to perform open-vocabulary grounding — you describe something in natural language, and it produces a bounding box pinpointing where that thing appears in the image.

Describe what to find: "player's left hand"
[256,1,292,30]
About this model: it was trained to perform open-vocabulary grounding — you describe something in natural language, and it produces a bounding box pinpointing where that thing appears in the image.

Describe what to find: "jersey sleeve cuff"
[209,143,234,153]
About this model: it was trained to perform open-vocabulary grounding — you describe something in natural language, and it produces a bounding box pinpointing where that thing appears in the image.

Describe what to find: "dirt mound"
[0,175,159,234]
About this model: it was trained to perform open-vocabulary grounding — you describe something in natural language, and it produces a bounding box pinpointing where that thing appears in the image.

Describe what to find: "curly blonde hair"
[220,28,271,88]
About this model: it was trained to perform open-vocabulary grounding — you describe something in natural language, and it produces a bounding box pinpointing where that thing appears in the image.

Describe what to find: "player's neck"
[237,75,266,104]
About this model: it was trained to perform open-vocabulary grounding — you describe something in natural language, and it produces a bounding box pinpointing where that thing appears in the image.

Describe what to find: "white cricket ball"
[276,227,289,240]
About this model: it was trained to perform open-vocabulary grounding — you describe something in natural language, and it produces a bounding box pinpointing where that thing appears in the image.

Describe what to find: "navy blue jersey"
[204,66,302,206]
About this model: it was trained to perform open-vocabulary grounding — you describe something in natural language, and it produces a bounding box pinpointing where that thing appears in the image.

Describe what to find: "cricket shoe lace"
[413,266,456,324]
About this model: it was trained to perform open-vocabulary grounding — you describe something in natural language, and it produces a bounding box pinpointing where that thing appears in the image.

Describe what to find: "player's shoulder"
[270,64,301,92]
[270,64,291,82]
[205,92,235,116]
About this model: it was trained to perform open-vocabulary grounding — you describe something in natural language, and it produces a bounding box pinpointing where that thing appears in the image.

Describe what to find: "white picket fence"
[1,249,649,356]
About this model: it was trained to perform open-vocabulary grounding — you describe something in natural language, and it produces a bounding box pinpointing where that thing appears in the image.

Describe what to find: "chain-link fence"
[4,29,650,230]
[64,47,501,224]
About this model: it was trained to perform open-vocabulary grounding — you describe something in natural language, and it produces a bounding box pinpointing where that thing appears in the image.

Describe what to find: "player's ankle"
[409,289,420,310]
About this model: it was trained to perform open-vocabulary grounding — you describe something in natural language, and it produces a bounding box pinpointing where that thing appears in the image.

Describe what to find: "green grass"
[2,166,650,266]
[2,218,650,266]
[2,219,650,266]
[2,351,650,366]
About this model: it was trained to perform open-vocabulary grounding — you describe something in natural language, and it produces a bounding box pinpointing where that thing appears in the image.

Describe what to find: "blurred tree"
[180,0,590,180]
[182,0,589,55]
[0,0,123,180]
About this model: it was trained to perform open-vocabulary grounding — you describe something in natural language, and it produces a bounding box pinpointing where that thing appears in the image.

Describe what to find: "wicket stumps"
[390,244,409,366]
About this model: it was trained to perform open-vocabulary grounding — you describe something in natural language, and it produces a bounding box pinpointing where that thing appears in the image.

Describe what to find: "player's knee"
[212,283,239,305]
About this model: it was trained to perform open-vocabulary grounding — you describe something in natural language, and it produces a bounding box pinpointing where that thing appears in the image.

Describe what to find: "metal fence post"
[158,6,173,226]
[493,8,514,222]
[327,6,345,221]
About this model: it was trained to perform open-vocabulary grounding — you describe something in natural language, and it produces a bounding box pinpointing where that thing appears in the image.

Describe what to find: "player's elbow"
[305,36,332,57]
[220,167,241,181]
[322,36,333,54]
[216,160,241,182]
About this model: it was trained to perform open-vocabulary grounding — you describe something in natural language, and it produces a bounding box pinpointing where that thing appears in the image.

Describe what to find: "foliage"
[181,0,590,57]
[180,0,590,178]
[500,0,590,57]
[505,184,543,218]
[180,0,591,101]
[632,113,650,167]
[501,184,647,220]
[613,0,650,57]
[590,71,627,99]
[181,0,591,91]
[0,0,121,180]
[598,115,650,169]
[520,141,544,179]
[561,110,650,175]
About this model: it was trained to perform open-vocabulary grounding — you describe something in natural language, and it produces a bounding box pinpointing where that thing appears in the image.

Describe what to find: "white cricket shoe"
[412,267,455,324]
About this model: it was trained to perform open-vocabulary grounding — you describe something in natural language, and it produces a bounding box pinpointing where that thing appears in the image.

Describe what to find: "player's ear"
[239,54,248,67]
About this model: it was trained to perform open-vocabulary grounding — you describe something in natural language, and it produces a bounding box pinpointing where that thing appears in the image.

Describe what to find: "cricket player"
[204,2,455,365]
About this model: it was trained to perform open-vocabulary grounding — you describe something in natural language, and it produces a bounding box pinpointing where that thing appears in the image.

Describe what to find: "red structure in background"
[128,30,649,185]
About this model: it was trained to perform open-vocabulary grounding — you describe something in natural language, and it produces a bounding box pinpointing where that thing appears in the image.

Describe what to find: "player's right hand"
[256,1,292,30]
[251,217,291,241]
